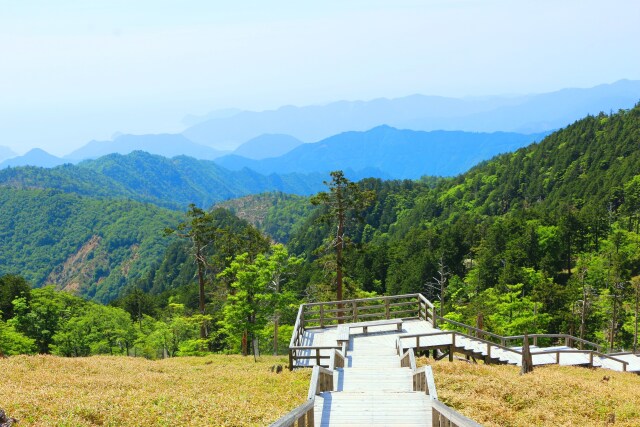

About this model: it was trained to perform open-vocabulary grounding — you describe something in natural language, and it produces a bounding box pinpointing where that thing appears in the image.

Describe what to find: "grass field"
[420,357,640,427]
[0,354,309,427]
[4,354,639,426]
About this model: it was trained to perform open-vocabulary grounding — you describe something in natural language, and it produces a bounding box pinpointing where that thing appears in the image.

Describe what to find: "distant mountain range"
[182,80,640,150]
[65,133,227,161]
[2,80,638,177]
[215,127,550,179]
[0,133,298,169]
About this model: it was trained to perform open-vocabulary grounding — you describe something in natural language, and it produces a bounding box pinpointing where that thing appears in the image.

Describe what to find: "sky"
[1,0,639,156]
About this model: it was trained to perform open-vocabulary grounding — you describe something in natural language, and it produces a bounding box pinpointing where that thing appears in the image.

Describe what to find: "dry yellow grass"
[419,357,640,426]
[0,354,310,427]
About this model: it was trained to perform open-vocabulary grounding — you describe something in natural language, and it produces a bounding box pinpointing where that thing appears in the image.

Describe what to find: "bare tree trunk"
[273,316,279,356]
[196,244,208,339]
[242,330,248,356]
[634,279,639,353]
[610,295,618,352]
[336,216,344,323]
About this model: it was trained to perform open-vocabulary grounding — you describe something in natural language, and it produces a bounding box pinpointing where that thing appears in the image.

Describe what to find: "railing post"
[352,301,358,323]
[289,349,294,371]
[556,352,560,364]
[319,304,324,328]
[306,406,314,427]
[316,348,321,366]
[533,336,538,346]
[589,352,594,367]
[385,297,390,319]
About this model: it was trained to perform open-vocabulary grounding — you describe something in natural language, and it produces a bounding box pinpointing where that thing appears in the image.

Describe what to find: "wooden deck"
[277,293,640,427]
[313,331,431,426]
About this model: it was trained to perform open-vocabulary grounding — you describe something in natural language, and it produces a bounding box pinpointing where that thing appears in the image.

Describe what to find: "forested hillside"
[0,187,181,302]
[0,151,325,210]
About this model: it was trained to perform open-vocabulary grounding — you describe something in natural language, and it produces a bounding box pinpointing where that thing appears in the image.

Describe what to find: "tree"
[11,286,83,354]
[0,316,35,356]
[219,245,301,358]
[0,274,31,321]
[165,204,220,338]
[310,171,375,315]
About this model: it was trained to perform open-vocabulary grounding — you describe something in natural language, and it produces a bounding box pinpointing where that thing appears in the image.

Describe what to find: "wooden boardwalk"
[276,293,640,427]
[296,319,640,373]
[313,327,431,426]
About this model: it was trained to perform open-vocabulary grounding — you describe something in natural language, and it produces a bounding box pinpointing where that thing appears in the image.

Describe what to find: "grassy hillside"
[420,358,640,427]
[0,355,309,426]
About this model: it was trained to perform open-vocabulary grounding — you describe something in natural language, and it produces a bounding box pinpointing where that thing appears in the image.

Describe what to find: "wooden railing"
[399,331,629,371]
[301,293,433,328]
[269,362,336,426]
[432,399,483,427]
[397,340,481,426]
[289,293,437,369]
[435,316,603,352]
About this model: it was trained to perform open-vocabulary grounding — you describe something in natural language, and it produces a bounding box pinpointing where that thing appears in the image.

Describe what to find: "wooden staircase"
[314,334,431,426]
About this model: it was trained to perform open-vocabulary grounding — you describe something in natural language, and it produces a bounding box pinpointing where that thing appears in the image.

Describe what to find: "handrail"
[503,333,602,351]
[268,399,314,427]
[424,365,438,400]
[400,331,523,358]
[303,293,421,308]
[432,399,483,427]
[400,348,417,370]
[436,315,605,356]
[329,348,345,370]
[407,355,480,426]
[270,364,334,427]
[400,331,630,371]
[594,352,629,371]
[289,304,304,348]
[395,336,404,357]
[436,316,506,343]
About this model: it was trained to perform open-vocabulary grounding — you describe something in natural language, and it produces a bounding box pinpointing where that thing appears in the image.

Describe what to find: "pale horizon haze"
[1,0,639,156]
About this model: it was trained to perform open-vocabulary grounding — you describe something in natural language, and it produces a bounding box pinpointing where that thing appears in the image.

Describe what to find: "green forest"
[1,105,640,358]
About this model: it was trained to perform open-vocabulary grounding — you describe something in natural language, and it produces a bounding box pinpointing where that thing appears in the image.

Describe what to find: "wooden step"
[336,367,413,392]
[314,392,431,427]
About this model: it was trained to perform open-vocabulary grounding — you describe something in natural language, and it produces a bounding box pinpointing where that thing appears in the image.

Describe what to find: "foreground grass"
[0,354,309,427]
[419,357,640,426]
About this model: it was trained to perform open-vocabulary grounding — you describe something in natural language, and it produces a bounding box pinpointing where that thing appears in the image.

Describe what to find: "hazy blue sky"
[1,0,639,156]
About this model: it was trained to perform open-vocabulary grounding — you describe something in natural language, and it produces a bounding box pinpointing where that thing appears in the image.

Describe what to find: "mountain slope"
[0,146,16,163]
[432,103,640,215]
[184,80,640,150]
[231,134,303,160]
[215,127,548,179]
[0,148,66,169]
[0,187,182,302]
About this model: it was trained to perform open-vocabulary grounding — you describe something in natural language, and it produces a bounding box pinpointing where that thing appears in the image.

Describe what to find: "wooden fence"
[289,293,437,369]
[399,330,629,371]
[397,337,481,427]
